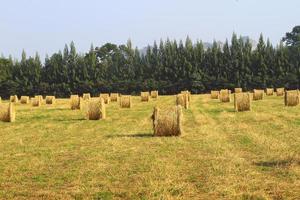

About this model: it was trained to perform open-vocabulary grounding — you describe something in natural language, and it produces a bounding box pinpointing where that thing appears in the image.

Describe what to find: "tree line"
[0,26,299,98]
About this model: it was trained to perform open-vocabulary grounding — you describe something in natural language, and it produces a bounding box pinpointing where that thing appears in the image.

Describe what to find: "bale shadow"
[54,118,86,122]
[107,133,153,138]
[253,159,299,168]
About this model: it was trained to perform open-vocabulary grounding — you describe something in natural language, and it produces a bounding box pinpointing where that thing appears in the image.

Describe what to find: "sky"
[0,0,299,60]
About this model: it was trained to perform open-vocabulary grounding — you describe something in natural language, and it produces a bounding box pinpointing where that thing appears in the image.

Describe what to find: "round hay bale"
[70,95,81,110]
[152,105,182,137]
[219,89,231,102]
[100,93,110,104]
[120,95,132,108]
[34,95,43,104]
[253,89,264,101]
[176,94,189,109]
[32,97,41,107]
[46,96,56,104]
[284,90,299,107]
[0,103,15,122]
[266,88,274,96]
[234,88,242,93]
[276,88,285,96]
[181,90,191,101]
[10,95,18,103]
[141,92,150,102]
[86,98,106,120]
[83,93,91,100]
[150,90,159,99]
[234,92,251,112]
[211,91,219,99]
[0,97,2,103]
[110,93,119,102]
[20,96,30,104]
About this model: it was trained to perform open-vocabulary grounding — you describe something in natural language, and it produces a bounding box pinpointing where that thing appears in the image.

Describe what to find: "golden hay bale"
[34,95,43,104]
[234,88,242,93]
[276,88,285,96]
[234,92,251,112]
[86,98,106,120]
[83,93,91,100]
[266,88,274,96]
[219,89,231,102]
[70,95,81,110]
[141,92,150,102]
[32,97,41,107]
[20,96,30,104]
[152,105,182,137]
[181,90,191,101]
[0,103,15,122]
[110,93,119,102]
[150,90,159,99]
[45,96,56,104]
[120,95,132,108]
[10,95,18,103]
[100,93,110,104]
[176,93,189,109]
[211,90,219,99]
[253,89,264,100]
[0,97,1,103]
[284,90,299,107]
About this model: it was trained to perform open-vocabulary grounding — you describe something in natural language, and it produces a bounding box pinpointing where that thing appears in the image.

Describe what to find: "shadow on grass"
[253,159,299,168]
[107,133,153,138]
[54,118,86,122]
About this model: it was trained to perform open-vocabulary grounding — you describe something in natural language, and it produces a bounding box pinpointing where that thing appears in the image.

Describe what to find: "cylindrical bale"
[45,96,56,104]
[152,105,183,137]
[253,89,264,101]
[86,98,106,120]
[284,90,299,107]
[150,91,159,99]
[20,96,30,104]
[234,88,243,93]
[234,92,251,112]
[0,97,2,103]
[100,93,110,104]
[181,90,191,101]
[276,88,285,96]
[110,93,119,102]
[35,95,43,104]
[219,89,231,102]
[141,92,150,102]
[10,95,18,103]
[32,97,41,107]
[211,91,219,99]
[70,95,81,110]
[266,88,274,96]
[176,93,189,109]
[120,95,132,108]
[0,103,15,122]
[82,93,91,100]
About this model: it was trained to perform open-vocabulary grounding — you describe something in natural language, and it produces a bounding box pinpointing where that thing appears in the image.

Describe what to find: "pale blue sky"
[0,0,299,60]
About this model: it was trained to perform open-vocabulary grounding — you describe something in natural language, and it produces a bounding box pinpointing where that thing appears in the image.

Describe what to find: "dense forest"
[0,26,299,98]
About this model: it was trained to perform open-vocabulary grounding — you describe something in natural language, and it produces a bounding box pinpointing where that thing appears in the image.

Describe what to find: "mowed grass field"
[0,94,299,200]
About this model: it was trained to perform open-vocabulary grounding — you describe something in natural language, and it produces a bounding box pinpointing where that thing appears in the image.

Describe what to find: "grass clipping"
[150,90,158,99]
[83,93,91,100]
[70,95,81,110]
[20,96,30,104]
[86,98,106,120]
[110,93,119,102]
[284,90,299,107]
[176,93,189,109]
[253,89,264,101]
[120,95,132,108]
[219,89,231,102]
[234,88,242,93]
[46,96,56,104]
[266,88,274,96]
[141,92,150,102]
[0,103,15,122]
[100,93,110,104]
[276,88,285,96]
[211,90,219,99]
[152,105,183,137]
[234,92,251,112]
[10,95,18,103]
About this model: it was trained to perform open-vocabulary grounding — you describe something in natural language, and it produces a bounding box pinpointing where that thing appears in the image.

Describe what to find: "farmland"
[0,94,299,199]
